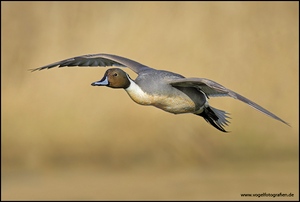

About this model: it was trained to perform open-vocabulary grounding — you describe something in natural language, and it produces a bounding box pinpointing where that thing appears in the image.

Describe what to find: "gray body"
[133,69,207,114]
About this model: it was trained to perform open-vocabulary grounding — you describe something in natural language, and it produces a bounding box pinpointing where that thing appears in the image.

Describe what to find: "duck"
[31,53,290,132]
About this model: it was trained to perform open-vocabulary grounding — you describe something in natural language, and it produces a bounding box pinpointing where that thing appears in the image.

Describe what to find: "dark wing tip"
[29,67,45,72]
[29,67,50,72]
[229,91,291,127]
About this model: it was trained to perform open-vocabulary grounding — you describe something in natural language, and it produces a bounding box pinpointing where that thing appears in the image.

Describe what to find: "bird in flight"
[31,53,290,132]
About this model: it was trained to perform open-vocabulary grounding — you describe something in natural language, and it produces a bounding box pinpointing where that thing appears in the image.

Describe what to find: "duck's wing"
[30,53,153,74]
[168,77,290,126]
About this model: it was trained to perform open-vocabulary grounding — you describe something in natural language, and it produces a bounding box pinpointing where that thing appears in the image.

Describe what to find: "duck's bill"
[91,76,108,86]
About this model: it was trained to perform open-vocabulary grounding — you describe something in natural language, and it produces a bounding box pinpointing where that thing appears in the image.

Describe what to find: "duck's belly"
[126,85,201,114]
[151,94,198,114]
[125,77,207,114]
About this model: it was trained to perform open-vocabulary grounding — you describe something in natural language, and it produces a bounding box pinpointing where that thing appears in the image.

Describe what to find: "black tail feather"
[197,106,230,133]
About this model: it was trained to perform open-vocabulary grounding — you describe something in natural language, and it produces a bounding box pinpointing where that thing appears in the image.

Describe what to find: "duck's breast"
[127,70,206,114]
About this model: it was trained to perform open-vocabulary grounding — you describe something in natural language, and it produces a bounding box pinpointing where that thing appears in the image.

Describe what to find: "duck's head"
[91,68,131,89]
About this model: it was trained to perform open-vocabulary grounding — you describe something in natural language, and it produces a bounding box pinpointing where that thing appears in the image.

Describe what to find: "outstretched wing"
[168,77,290,126]
[31,53,152,74]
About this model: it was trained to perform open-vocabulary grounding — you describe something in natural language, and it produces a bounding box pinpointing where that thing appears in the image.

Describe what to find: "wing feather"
[31,53,152,74]
[169,77,290,126]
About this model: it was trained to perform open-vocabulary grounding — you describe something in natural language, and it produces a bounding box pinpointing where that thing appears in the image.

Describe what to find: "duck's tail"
[196,106,231,132]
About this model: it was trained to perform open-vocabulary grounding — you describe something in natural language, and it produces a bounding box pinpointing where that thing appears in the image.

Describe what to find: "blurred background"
[1,2,298,200]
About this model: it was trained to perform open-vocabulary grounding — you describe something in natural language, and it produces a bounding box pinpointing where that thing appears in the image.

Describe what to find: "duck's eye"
[113,73,118,77]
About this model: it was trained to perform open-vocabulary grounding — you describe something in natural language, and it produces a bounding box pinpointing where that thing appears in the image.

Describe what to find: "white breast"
[125,79,152,105]
[125,78,203,114]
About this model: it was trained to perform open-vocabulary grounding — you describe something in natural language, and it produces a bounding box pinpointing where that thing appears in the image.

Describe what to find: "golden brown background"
[2,2,299,200]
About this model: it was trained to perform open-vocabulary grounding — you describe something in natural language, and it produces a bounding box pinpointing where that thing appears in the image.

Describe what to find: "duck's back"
[133,69,207,114]
[135,69,184,94]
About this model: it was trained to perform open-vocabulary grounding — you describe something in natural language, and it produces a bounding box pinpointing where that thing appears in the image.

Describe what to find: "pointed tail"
[197,106,231,132]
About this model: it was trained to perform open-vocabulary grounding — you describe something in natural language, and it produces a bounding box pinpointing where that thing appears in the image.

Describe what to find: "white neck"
[125,77,151,105]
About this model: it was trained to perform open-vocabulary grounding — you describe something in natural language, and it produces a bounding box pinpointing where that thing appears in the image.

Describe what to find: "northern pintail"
[31,53,290,132]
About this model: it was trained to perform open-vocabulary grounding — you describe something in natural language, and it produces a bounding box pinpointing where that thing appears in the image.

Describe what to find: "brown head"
[91,68,131,89]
